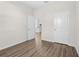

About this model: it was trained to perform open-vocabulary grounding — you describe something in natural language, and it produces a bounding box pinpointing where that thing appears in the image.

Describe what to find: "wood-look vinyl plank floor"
[0,39,78,57]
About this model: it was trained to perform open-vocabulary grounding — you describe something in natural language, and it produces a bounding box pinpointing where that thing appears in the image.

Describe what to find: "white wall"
[33,1,79,55]
[34,1,79,54]
[0,1,33,50]
[75,2,79,55]
[10,2,35,40]
[34,1,76,47]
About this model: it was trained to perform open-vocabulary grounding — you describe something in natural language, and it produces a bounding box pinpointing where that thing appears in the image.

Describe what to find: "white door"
[28,16,35,40]
[53,12,71,44]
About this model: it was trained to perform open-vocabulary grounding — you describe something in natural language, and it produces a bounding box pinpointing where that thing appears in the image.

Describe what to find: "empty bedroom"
[0,1,79,57]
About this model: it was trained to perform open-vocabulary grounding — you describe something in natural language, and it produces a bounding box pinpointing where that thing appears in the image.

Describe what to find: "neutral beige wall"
[0,2,32,50]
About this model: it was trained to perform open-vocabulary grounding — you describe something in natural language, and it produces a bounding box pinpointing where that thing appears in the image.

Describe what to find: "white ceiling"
[25,1,49,8]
